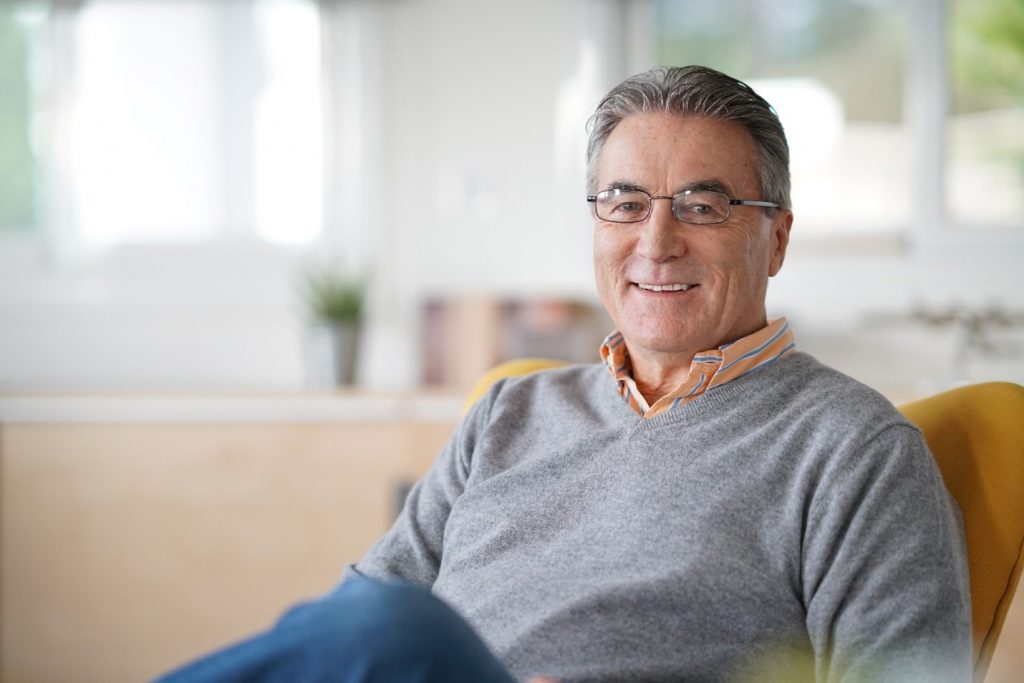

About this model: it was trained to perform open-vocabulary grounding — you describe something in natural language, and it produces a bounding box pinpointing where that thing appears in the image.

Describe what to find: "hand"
[526,678,559,683]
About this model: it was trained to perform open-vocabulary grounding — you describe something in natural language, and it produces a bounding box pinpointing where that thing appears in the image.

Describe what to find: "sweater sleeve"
[339,383,496,588]
[802,423,973,682]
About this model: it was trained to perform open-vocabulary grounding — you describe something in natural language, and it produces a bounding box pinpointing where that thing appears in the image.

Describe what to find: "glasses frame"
[586,188,781,225]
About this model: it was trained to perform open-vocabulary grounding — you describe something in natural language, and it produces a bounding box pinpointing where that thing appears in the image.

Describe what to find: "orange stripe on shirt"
[599,318,796,418]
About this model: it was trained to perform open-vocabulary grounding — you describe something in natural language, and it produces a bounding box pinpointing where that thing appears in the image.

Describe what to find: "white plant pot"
[305,321,361,387]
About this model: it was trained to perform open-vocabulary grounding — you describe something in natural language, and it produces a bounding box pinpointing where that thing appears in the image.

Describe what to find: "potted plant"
[301,267,366,386]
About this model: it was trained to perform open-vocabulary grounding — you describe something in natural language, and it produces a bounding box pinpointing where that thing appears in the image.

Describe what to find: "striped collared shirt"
[600,318,796,418]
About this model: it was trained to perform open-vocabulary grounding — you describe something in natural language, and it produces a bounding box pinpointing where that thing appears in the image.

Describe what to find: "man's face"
[592,112,792,365]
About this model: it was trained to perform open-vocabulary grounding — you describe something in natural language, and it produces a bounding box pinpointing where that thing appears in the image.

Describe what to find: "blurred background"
[1,0,1022,395]
[1,0,1022,681]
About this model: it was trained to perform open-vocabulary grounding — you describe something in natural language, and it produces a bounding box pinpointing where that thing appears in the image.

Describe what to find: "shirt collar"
[600,318,796,418]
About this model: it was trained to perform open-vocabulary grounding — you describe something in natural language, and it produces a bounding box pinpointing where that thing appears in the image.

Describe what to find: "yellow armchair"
[463,358,574,413]
[465,360,1024,682]
[899,382,1024,680]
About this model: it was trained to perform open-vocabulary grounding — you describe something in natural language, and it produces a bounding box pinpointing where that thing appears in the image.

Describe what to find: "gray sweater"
[349,352,972,682]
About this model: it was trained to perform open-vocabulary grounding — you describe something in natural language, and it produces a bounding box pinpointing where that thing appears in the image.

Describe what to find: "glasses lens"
[595,189,650,222]
[673,191,730,224]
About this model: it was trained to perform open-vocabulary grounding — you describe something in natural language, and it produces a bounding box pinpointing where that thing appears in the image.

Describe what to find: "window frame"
[631,0,1024,255]
[3,0,371,264]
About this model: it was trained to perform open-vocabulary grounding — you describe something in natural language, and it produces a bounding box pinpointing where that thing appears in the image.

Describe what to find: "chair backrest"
[463,358,571,413]
[898,382,1024,681]
[465,363,1024,680]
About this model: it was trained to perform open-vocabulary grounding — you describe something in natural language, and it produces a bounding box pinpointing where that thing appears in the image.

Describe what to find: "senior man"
[158,66,971,683]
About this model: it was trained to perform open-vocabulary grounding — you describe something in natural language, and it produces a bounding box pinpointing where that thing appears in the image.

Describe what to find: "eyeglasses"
[587,188,780,225]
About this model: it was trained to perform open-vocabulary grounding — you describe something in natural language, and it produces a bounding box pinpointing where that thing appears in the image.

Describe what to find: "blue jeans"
[154,576,517,683]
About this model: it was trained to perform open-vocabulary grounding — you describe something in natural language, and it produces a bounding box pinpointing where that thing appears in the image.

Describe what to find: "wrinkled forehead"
[595,112,762,198]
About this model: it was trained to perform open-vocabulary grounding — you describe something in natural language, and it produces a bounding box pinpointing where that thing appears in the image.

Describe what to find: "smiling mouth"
[636,283,696,292]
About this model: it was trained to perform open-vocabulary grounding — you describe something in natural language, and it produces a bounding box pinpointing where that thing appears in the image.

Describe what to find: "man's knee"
[274,576,509,682]
[156,577,512,683]
[282,576,454,643]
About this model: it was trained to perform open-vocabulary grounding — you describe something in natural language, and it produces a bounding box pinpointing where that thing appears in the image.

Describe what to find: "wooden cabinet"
[0,395,459,683]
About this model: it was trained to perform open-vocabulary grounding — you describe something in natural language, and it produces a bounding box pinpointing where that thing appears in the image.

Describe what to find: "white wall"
[1,0,627,390]
[1,0,1022,394]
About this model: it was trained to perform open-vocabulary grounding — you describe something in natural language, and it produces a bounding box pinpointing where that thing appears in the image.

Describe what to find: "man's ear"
[768,210,793,277]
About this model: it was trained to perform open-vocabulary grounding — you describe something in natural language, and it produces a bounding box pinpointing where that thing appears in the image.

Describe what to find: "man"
[159,66,971,682]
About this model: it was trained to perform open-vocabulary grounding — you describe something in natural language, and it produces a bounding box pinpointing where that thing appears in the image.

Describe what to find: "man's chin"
[620,329,708,359]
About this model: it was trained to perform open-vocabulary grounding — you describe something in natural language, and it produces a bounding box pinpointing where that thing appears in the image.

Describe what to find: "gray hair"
[585,65,790,210]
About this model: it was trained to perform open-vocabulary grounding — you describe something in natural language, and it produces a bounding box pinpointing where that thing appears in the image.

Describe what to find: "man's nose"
[636,198,686,262]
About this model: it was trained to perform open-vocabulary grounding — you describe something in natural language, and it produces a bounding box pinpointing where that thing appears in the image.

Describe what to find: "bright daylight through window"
[0,2,40,234]
[0,0,324,247]
[949,0,1024,228]
[653,0,1024,235]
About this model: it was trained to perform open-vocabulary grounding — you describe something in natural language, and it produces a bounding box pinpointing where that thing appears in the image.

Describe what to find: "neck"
[629,350,697,406]
[623,317,770,405]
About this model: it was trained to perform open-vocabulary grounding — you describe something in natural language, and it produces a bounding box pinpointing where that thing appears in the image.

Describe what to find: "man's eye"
[687,203,712,214]
[616,202,644,213]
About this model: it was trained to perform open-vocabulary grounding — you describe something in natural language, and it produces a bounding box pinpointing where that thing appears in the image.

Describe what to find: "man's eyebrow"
[677,180,731,194]
[605,180,647,192]
[602,180,734,194]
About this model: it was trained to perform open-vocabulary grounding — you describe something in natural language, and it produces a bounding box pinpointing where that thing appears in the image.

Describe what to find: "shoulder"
[765,354,946,515]
[767,351,917,440]
[464,362,623,434]
[730,352,933,495]
[492,362,607,398]
[471,362,608,408]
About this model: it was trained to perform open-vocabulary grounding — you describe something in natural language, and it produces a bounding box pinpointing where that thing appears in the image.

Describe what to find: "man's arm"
[341,384,496,587]
[802,423,973,682]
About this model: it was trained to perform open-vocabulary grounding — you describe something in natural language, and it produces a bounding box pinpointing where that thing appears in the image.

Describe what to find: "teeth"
[638,283,692,292]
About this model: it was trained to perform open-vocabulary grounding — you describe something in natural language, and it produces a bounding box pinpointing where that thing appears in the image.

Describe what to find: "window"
[0,0,324,248]
[0,2,43,233]
[652,0,1024,237]
[949,0,1024,228]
